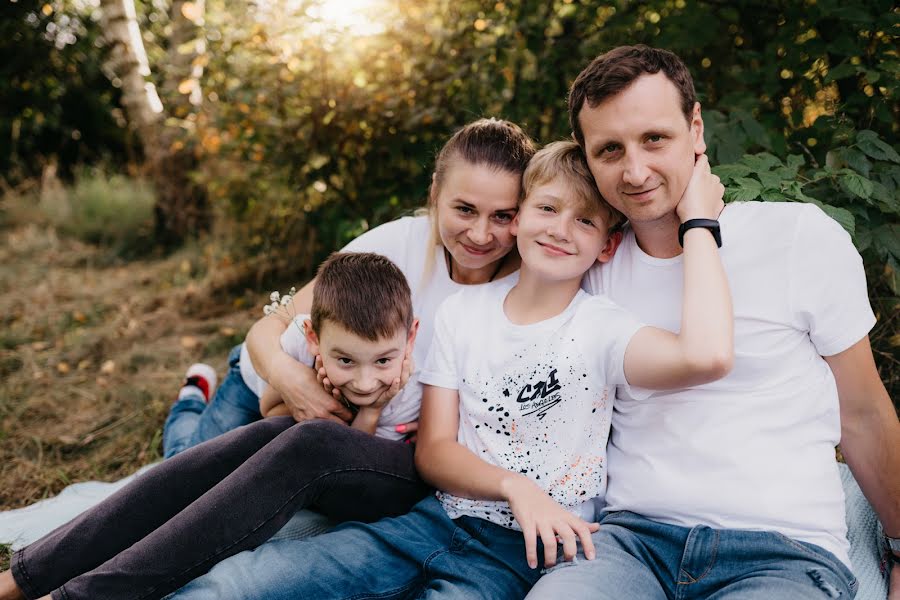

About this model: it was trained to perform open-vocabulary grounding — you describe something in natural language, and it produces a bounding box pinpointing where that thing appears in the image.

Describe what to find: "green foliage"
[0,0,131,183]
[41,169,157,258]
[714,127,900,296]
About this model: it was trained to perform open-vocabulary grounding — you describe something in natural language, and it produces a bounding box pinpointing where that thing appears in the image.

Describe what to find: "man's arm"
[415,385,598,569]
[826,335,900,595]
[244,279,352,423]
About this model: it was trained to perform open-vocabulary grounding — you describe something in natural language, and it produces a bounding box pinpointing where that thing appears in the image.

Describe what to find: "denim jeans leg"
[681,529,858,599]
[12,417,294,600]
[51,421,429,600]
[527,511,675,600]
[420,515,543,600]
[170,497,454,600]
[528,510,858,600]
[163,344,262,458]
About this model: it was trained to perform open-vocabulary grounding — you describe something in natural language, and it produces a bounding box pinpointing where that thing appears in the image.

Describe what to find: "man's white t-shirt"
[420,282,644,529]
[583,201,876,567]
[239,215,518,440]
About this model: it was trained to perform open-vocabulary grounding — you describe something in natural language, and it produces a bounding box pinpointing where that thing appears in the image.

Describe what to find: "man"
[528,45,900,599]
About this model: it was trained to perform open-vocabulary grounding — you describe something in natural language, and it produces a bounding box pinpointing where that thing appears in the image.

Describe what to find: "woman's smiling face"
[433,160,521,283]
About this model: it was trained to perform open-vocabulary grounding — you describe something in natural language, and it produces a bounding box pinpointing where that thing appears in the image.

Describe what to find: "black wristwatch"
[886,534,900,564]
[678,218,722,248]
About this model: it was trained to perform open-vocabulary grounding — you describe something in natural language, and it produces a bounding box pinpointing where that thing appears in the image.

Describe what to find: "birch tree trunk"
[99,0,209,244]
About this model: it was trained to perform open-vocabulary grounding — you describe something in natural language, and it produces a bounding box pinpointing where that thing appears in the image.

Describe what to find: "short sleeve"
[789,205,876,356]
[279,315,315,368]
[418,294,460,390]
[574,295,645,387]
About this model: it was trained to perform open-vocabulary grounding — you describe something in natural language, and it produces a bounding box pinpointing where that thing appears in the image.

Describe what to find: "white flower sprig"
[262,287,305,335]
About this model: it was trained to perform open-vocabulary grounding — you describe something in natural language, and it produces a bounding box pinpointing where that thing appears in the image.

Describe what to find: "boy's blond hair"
[522,140,624,231]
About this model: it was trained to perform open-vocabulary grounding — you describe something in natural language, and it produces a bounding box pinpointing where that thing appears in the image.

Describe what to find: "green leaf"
[833,147,872,177]
[854,226,872,253]
[786,154,805,171]
[757,170,783,190]
[783,181,818,204]
[760,189,791,202]
[820,205,855,237]
[856,130,900,164]
[713,164,753,181]
[738,114,771,150]
[728,177,763,202]
[742,153,781,173]
[824,63,859,82]
[840,171,874,200]
[873,224,900,262]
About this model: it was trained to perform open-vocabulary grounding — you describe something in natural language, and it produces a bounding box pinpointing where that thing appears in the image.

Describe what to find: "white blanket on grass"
[0,464,889,599]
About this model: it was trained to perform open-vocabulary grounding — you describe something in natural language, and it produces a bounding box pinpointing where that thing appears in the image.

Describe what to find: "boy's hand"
[676,154,724,223]
[503,474,599,569]
[315,352,414,410]
[270,353,353,424]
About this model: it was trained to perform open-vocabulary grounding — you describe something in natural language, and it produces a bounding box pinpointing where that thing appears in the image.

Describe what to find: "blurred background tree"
[2,0,898,394]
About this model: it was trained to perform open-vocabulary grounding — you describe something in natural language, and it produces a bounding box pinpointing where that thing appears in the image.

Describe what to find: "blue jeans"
[171,496,542,600]
[163,344,262,458]
[527,510,858,599]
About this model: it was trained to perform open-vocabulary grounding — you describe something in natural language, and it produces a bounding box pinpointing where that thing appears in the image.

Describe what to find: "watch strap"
[678,218,722,248]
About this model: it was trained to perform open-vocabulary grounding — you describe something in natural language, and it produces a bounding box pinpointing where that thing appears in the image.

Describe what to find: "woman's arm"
[623,155,734,390]
[245,279,353,423]
[415,385,597,569]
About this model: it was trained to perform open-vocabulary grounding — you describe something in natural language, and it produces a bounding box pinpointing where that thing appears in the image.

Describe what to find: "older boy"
[169,139,730,599]
[528,45,900,599]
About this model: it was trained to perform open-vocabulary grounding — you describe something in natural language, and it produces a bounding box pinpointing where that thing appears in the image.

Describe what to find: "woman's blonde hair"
[420,118,536,284]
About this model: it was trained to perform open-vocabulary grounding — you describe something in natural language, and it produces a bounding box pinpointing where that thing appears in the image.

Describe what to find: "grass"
[0,205,265,511]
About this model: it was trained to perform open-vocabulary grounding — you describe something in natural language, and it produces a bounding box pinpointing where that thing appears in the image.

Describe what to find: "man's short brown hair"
[568,45,697,148]
[523,140,624,231]
[311,252,413,340]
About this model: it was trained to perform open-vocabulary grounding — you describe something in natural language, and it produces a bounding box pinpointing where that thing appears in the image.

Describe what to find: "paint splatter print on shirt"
[419,282,645,530]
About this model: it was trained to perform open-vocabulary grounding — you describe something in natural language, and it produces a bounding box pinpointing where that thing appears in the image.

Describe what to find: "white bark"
[99,0,164,157]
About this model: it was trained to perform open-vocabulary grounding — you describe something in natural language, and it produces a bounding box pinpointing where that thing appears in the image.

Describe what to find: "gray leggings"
[12,417,430,600]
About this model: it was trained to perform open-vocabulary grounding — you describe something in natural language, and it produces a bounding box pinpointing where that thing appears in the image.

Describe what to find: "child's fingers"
[556,522,580,563]
[521,522,539,569]
[572,520,597,561]
[538,522,558,568]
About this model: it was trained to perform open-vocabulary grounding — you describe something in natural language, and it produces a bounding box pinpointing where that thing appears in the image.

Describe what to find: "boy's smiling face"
[511,177,619,282]
[305,319,416,407]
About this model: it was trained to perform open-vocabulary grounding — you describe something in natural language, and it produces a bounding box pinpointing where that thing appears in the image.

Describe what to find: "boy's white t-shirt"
[239,215,518,441]
[419,282,645,529]
[583,201,876,567]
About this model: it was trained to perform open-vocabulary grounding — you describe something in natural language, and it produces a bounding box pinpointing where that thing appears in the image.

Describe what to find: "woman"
[0,118,536,600]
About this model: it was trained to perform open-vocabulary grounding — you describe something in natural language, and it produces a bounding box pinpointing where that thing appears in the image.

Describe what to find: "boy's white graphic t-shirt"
[582,201,876,567]
[419,282,644,529]
[239,215,518,440]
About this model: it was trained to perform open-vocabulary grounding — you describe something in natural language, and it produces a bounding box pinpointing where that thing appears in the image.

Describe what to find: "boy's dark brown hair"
[568,45,697,148]
[311,252,413,341]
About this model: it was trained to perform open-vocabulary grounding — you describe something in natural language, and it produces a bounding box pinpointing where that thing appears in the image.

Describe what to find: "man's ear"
[597,230,623,263]
[406,318,420,353]
[303,319,320,355]
[690,102,707,155]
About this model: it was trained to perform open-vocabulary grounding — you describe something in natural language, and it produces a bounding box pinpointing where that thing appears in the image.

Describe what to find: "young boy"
[164,251,418,455]
[259,251,418,434]
[169,140,731,600]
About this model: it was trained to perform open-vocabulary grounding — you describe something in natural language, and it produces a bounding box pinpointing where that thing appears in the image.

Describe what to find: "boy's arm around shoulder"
[623,155,734,390]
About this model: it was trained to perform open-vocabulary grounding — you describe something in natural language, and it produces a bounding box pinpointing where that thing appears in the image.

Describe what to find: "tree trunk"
[99,0,210,245]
